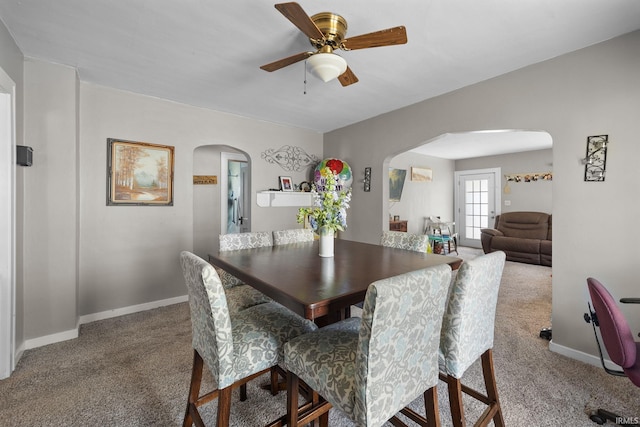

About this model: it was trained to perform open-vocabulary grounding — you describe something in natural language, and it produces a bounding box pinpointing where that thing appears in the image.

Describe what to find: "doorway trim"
[0,66,16,379]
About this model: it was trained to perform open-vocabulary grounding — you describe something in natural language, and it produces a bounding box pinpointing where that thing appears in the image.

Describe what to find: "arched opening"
[192,144,250,260]
[385,129,552,249]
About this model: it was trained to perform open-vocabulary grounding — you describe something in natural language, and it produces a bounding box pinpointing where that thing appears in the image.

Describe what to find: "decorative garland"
[505,172,552,182]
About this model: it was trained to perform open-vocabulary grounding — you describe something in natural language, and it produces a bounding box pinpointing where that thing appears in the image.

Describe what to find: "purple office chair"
[584,277,640,425]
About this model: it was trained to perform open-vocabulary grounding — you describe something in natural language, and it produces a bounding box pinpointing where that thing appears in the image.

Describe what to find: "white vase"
[318,227,334,257]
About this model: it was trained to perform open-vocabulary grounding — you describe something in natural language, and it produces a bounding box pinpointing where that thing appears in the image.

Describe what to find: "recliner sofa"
[480,211,552,266]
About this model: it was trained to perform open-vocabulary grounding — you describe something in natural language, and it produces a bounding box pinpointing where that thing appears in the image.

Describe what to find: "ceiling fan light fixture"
[307,53,347,82]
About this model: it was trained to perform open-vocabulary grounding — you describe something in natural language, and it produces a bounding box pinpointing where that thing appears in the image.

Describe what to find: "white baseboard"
[549,340,621,371]
[24,294,188,350]
[13,341,24,368]
[79,294,188,324]
[24,326,79,350]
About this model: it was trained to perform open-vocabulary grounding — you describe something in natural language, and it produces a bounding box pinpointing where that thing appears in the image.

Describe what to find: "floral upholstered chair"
[218,231,273,251]
[380,230,430,252]
[434,251,506,427]
[272,228,314,245]
[284,264,452,427]
[180,251,317,427]
[217,231,273,313]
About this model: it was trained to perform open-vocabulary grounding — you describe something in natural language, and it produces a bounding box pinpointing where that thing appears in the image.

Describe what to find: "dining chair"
[380,230,430,252]
[219,231,273,251]
[180,251,317,427]
[584,277,640,425]
[273,228,315,245]
[424,251,506,427]
[284,264,453,427]
[217,231,273,313]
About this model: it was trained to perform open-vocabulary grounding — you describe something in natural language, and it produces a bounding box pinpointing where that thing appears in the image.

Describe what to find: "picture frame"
[279,176,293,191]
[411,166,433,182]
[389,168,407,201]
[107,138,174,206]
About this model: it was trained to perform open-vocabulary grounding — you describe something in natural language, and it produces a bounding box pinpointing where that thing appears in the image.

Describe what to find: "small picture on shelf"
[279,176,293,191]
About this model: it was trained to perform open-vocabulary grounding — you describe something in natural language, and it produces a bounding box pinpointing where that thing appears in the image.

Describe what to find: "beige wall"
[8,58,322,345]
[22,59,79,340]
[325,30,640,363]
[77,83,322,318]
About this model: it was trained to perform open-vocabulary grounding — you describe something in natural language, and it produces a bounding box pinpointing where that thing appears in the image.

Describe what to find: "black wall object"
[364,167,371,192]
[583,135,607,182]
[17,145,33,167]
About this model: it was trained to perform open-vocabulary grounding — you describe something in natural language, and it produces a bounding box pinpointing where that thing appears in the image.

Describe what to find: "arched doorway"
[386,129,552,248]
[192,145,251,259]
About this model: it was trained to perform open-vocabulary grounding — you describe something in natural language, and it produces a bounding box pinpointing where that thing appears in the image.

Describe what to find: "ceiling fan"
[260,2,407,87]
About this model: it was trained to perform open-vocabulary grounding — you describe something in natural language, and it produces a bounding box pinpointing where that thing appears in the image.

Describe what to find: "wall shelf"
[256,191,313,208]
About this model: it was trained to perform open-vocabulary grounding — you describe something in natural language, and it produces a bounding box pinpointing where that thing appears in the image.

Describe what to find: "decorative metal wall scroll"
[261,145,320,171]
[583,135,608,182]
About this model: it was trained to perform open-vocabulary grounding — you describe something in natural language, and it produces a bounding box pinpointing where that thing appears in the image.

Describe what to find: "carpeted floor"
[1,247,639,426]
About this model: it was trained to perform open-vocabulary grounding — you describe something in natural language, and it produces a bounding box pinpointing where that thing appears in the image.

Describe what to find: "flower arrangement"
[296,167,352,234]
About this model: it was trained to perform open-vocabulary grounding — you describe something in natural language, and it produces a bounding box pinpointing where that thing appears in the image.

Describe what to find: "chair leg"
[319,411,329,427]
[270,366,279,396]
[184,350,204,427]
[216,386,232,427]
[424,386,441,427]
[239,384,247,402]
[287,371,300,427]
[444,375,465,427]
[480,349,504,427]
[440,350,504,427]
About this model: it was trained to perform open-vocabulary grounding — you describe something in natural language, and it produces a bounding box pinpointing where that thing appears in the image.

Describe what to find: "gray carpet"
[1,247,639,426]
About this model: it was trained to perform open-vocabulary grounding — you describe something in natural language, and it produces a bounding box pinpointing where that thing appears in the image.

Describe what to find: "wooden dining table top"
[208,239,462,322]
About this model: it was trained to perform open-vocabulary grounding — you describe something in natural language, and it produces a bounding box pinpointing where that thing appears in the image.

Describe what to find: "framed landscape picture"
[411,166,433,182]
[107,138,174,206]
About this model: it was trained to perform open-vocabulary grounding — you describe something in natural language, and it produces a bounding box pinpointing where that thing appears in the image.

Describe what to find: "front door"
[455,168,500,248]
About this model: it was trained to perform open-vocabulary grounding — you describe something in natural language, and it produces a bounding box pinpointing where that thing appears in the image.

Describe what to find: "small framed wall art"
[411,167,433,182]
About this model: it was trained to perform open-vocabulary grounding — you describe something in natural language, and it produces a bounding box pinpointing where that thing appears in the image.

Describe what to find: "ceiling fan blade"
[275,2,324,40]
[338,67,359,87]
[342,26,407,50]
[260,51,312,72]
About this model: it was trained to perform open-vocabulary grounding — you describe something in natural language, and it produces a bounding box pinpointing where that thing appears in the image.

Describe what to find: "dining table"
[208,238,463,324]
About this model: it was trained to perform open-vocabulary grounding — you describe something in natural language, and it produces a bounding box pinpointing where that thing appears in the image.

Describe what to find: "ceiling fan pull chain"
[303,60,308,95]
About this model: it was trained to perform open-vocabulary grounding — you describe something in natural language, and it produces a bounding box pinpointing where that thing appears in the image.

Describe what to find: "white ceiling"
[1,0,640,137]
